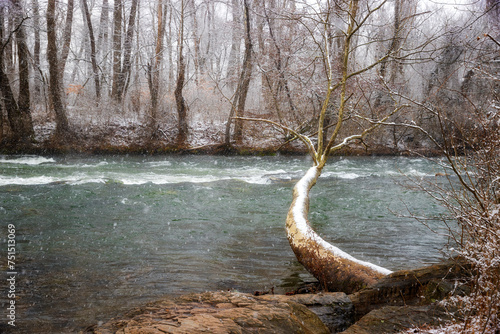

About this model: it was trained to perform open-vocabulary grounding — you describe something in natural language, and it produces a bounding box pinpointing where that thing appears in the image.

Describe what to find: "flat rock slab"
[87,291,331,334]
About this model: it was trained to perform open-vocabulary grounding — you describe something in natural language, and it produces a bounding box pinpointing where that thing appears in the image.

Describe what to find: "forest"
[1,1,499,332]
[0,0,498,154]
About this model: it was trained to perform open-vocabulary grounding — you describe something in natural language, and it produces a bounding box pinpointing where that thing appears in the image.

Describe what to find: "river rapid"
[0,154,450,333]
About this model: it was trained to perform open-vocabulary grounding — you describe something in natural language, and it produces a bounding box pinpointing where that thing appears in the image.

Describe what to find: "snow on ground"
[30,103,290,151]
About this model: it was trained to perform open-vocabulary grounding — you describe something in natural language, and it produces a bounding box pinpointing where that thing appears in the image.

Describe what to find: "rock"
[260,292,354,333]
[348,257,471,320]
[84,259,471,334]
[340,305,452,334]
[85,291,330,334]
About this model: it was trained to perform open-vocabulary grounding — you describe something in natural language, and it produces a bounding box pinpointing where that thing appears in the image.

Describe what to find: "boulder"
[85,291,330,334]
[348,258,470,319]
[340,304,452,334]
[259,292,354,333]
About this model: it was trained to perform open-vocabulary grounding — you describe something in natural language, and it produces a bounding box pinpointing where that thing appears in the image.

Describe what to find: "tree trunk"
[0,68,22,142]
[175,0,188,145]
[226,0,241,90]
[190,0,201,85]
[31,0,42,99]
[3,9,14,72]
[175,54,188,145]
[379,0,402,82]
[0,44,23,142]
[226,0,252,145]
[46,0,70,137]
[114,0,138,102]
[97,0,109,83]
[148,0,166,134]
[59,0,74,76]
[81,0,101,101]
[166,1,174,92]
[286,166,392,293]
[0,2,33,143]
[111,0,122,100]
[13,0,34,140]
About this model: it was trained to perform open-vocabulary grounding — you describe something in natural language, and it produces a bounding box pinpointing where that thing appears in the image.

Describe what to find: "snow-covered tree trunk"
[287,165,392,293]
[232,1,404,293]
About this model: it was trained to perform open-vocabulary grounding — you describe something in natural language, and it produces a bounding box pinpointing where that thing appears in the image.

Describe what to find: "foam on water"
[0,155,439,186]
[322,171,364,179]
[0,175,58,186]
[0,155,297,186]
[0,156,56,165]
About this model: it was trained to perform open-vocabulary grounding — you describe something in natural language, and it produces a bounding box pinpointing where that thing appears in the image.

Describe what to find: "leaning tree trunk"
[287,166,392,293]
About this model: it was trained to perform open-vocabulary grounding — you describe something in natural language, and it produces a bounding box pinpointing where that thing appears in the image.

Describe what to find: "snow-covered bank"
[3,117,442,156]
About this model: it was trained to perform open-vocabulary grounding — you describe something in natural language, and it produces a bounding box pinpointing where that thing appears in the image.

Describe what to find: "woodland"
[1,1,499,332]
[0,0,497,155]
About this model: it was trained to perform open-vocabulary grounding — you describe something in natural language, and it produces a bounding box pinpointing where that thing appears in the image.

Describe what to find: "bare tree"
[81,0,101,101]
[148,0,167,137]
[401,7,500,333]
[225,0,253,146]
[113,0,138,103]
[0,1,34,144]
[111,0,122,101]
[189,0,201,85]
[30,0,42,98]
[237,0,410,292]
[12,0,34,139]
[59,0,74,77]
[46,0,70,138]
[175,0,188,145]
[226,0,242,90]
[0,6,24,143]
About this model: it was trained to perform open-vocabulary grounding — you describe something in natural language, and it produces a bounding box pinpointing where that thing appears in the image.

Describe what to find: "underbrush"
[405,106,500,333]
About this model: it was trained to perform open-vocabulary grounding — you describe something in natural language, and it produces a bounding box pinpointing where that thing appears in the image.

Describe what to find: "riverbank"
[1,118,441,156]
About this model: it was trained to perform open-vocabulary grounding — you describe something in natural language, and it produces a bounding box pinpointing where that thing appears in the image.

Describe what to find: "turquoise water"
[0,155,449,332]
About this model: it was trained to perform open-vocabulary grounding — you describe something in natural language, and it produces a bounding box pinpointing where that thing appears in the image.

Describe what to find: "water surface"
[0,155,450,333]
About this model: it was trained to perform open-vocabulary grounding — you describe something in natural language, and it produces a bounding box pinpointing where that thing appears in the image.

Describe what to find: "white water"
[0,155,438,186]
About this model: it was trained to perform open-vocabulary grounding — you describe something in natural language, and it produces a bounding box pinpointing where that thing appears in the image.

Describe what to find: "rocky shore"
[83,258,470,334]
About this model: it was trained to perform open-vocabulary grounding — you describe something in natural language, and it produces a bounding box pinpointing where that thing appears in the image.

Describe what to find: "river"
[0,154,450,333]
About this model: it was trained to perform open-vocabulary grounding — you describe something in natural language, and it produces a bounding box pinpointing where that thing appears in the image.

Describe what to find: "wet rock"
[340,305,451,334]
[348,257,471,320]
[86,291,330,334]
[260,292,354,333]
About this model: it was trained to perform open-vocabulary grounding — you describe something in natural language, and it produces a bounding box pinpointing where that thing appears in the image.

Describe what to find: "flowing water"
[0,154,451,333]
